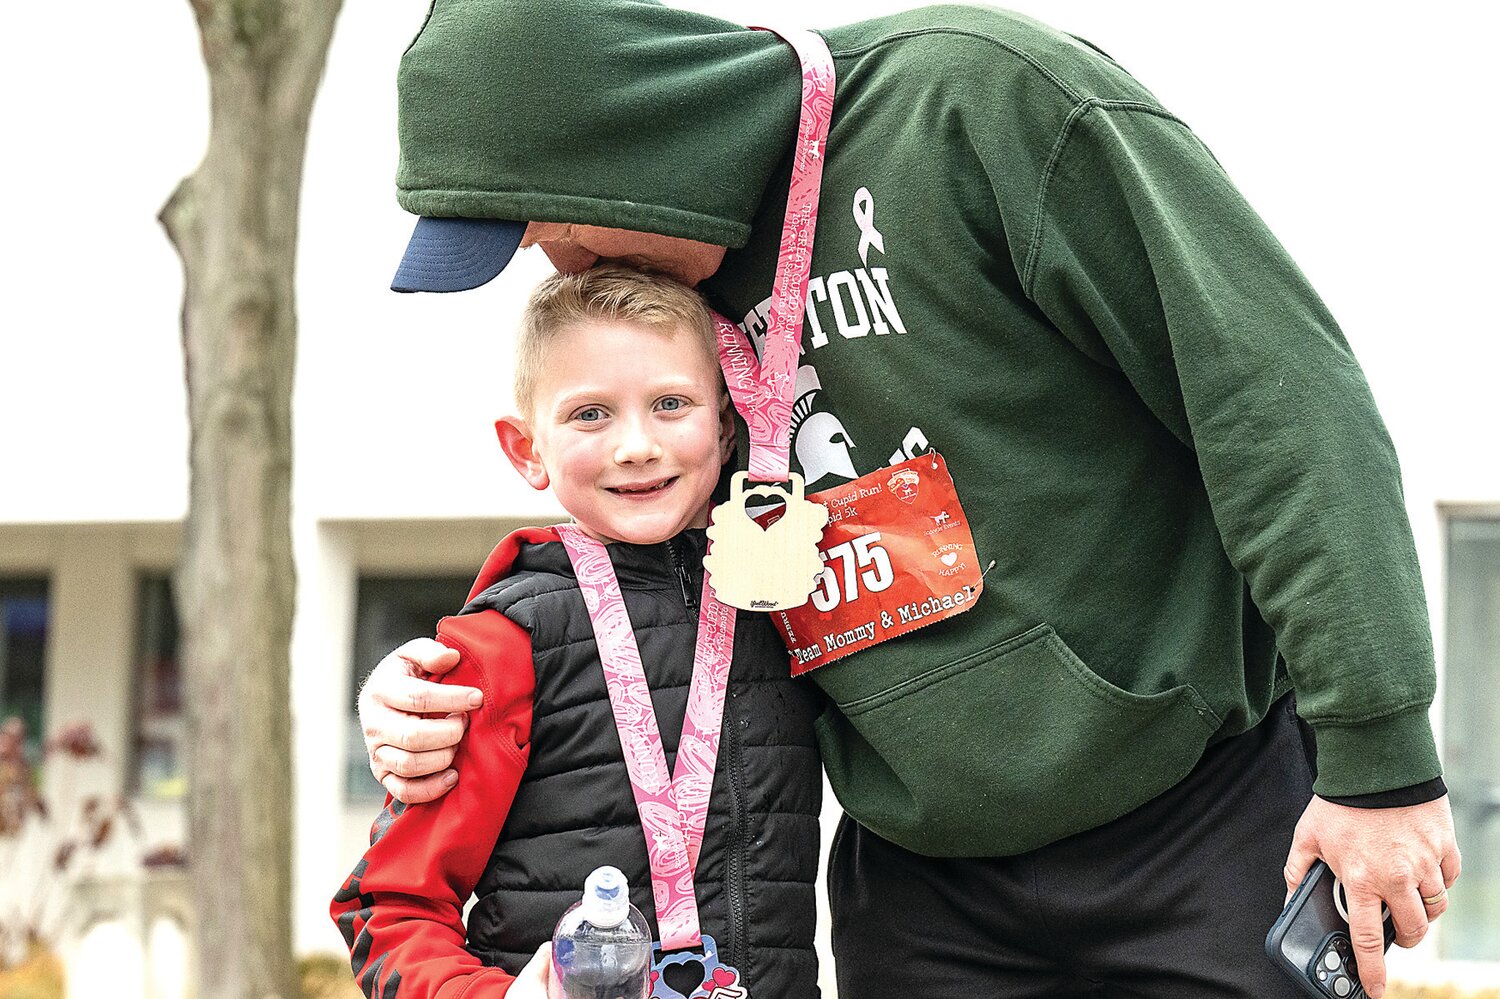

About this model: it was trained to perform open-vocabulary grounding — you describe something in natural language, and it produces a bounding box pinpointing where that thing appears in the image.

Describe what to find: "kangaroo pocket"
[815,624,1221,857]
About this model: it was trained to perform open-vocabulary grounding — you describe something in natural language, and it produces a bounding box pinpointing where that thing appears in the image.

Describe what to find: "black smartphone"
[1265,860,1396,998]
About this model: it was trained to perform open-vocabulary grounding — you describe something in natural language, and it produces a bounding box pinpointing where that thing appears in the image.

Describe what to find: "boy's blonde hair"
[515,264,719,416]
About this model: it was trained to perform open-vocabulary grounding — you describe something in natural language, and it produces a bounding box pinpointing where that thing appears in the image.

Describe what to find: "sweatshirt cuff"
[1308,705,1442,798]
[1320,776,1448,809]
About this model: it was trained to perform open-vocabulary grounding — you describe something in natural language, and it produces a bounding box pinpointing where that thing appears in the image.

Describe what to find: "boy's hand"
[358,638,482,803]
[504,943,553,998]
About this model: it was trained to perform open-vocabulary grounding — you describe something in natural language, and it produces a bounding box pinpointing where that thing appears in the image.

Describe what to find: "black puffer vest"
[461,529,823,998]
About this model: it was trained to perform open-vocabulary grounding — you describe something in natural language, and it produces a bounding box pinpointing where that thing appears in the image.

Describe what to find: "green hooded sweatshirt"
[397,1,1441,857]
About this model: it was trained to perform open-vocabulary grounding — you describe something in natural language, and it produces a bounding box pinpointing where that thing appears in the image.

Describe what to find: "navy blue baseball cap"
[391,217,528,293]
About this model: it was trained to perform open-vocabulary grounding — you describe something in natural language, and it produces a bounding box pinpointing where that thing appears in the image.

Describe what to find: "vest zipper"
[721,692,751,978]
[666,538,697,611]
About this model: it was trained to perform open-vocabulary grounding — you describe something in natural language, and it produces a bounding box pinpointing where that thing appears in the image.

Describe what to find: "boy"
[331,266,823,998]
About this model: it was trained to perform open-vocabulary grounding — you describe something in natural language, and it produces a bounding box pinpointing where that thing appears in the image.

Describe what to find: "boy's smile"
[499,319,734,546]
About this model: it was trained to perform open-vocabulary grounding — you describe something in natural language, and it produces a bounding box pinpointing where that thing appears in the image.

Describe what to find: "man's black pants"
[830,694,1315,998]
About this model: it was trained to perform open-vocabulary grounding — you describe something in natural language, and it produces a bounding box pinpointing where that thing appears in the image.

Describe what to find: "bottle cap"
[580,865,631,928]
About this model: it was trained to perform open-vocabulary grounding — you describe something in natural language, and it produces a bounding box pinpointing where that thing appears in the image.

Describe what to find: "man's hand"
[503,943,553,999]
[1284,795,1460,999]
[358,638,481,804]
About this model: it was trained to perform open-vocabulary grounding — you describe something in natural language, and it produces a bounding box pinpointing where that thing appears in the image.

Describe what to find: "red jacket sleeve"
[331,610,536,999]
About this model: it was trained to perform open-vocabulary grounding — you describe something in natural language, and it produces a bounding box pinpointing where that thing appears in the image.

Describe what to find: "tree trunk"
[160,1,341,995]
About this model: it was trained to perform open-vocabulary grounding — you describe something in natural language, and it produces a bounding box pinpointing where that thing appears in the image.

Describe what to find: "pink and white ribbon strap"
[555,526,737,951]
[715,26,836,482]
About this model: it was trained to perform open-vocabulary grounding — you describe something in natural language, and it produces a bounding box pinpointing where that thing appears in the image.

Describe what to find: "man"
[357,3,1458,996]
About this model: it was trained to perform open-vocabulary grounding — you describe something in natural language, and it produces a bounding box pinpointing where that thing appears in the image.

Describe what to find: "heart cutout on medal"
[746,495,787,532]
[940,552,958,566]
[661,960,708,999]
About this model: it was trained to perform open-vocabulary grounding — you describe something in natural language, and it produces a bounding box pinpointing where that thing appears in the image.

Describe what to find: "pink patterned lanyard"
[555,526,738,950]
[715,26,836,482]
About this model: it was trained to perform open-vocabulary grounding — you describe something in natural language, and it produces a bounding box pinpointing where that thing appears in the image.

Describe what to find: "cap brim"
[391,217,527,293]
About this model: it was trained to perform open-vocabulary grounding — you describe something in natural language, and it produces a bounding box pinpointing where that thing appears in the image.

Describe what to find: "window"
[1443,516,1500,959]
[346,575,474,800]
[0,578,49,762]
[131,573,184,799]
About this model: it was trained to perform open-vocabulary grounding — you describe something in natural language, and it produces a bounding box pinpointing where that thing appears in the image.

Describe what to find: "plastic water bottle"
[548,866,652,999]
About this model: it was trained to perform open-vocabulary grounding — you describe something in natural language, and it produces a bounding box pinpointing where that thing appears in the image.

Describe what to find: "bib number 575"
[810,531,894,612]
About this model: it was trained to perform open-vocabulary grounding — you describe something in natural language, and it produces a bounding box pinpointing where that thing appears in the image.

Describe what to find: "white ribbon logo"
[853,187,885,266]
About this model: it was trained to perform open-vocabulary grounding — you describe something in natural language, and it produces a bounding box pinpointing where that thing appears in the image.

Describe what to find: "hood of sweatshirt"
[395,0,805,248]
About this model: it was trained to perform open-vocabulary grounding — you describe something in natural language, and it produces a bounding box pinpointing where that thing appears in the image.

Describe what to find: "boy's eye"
[573,407,606,423]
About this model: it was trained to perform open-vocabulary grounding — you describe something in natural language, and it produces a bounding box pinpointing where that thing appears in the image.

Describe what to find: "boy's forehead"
[557,318,718,362]
[536,318,725,389]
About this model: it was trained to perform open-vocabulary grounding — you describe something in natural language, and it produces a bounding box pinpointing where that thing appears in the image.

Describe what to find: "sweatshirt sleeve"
[331,610,536,999]
[1016,99,1440,796]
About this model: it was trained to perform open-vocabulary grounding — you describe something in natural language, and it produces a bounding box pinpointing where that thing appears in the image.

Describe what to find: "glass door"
[1443,516,1500,959]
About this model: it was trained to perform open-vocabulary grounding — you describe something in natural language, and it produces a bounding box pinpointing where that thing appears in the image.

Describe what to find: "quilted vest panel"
[461,531,824,998]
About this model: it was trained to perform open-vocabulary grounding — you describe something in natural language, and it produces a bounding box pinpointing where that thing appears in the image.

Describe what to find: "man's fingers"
[369,709,469,755]
[362,699,408,762]
[371,670,483,716]
[1346,888,1391,998]
[1417,861,1450,920]
[381,768,459,805]
[357,640,461,713]
[353,640,475,806]
[1283,838,1319,903]
[1386,885,1429,949]
[392,637,463,676]
[373,743,459,780]
[1440,847,1462,888]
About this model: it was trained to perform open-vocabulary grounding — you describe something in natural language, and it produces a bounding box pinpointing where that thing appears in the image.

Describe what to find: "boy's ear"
[718,395,736,466]
[495,417,550,491]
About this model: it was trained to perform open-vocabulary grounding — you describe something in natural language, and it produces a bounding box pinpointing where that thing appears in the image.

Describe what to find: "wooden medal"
[704,472,829,612]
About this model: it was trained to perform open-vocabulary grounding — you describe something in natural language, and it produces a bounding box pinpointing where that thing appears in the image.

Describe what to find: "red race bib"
[770,452,984,675]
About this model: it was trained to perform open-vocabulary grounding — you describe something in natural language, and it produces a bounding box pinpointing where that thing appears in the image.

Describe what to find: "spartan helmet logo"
[791,364,857,487]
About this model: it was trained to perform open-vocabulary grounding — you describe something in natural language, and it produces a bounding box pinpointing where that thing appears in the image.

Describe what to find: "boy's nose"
[613,418,663,465]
